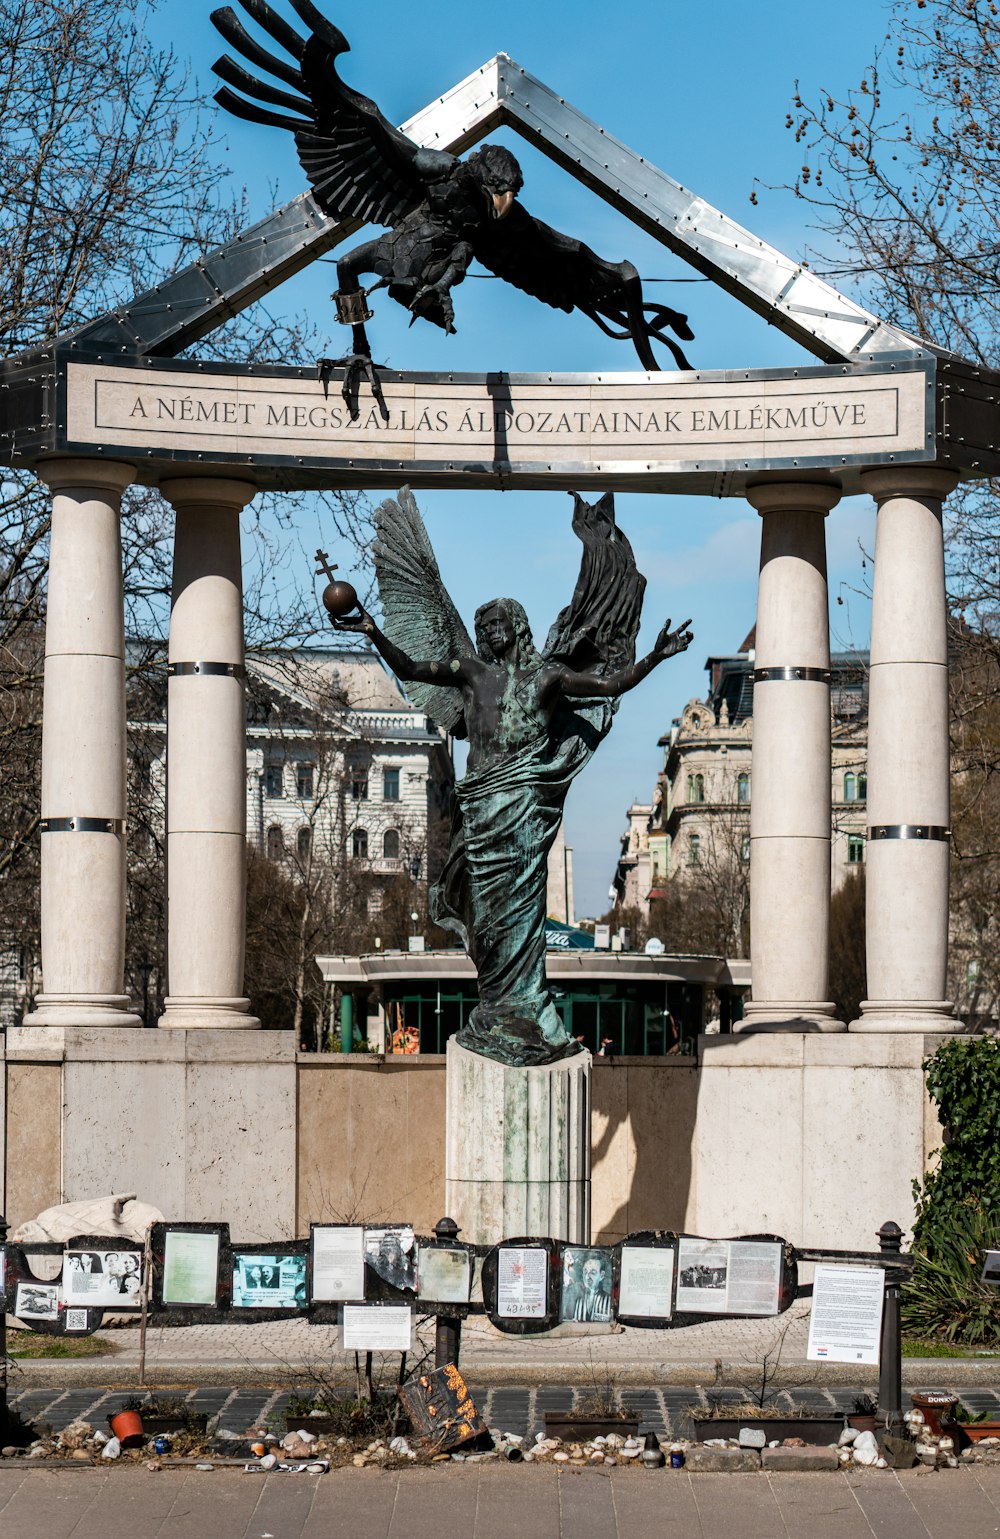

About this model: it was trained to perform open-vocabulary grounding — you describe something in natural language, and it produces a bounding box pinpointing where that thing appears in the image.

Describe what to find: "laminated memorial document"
[496,1246,548,1319]
[807,1264,885,1364]
[417,1244,471,1304]
[618,1245,674,1319]
[311,1225,365,1301]
[676,1237,782,1315]
[341,1304,412,1352]
[232,1252,306,1309]
[162,1229,220,1306]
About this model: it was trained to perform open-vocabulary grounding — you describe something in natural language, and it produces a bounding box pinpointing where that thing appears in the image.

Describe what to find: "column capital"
[746,478,841,517]
[861,466,960,503]
[159,476,257,514]
[36,457,134,498]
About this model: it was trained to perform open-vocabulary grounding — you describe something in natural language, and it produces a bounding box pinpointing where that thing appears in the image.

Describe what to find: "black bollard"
[877,1220,903,1427]
[432,1216,463,1369]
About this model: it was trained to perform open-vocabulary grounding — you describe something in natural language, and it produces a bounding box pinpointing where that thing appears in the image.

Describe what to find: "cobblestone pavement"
[8,1310,1000,1387]
[3,1463,1000,1539]
[9,1382,1000,1443]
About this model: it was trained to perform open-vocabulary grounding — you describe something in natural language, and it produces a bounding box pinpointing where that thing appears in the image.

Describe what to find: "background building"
[612,630,869,924]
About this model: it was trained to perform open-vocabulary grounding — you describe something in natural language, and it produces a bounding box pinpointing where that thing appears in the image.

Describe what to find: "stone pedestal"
[445,1040,590,1244]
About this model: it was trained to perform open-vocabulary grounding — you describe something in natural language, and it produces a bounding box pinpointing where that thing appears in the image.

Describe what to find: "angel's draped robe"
[431,674,607,1049]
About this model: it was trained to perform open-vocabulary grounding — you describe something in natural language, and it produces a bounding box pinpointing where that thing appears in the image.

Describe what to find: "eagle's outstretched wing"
[373,489,475,738]
[210,0,454,227]
[472,205,694,371]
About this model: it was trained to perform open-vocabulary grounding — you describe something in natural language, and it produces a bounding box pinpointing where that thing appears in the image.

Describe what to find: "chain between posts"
[432,1215,463,1369]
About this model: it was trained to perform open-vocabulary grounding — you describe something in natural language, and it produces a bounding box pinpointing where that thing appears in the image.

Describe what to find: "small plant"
[116,1396,145,1413]
[852,1393,878,1416]
[576,1350,623,1419]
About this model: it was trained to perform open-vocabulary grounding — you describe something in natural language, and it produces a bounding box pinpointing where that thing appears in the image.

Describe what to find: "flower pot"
[543,1414,639,1441]
[910,1392,958,1437]
[142,1413,209,1438]
[848,1414,878,1434]
[108,1410,145,1448]
[693,1416,843,1446]
[961,1421,1000,1443]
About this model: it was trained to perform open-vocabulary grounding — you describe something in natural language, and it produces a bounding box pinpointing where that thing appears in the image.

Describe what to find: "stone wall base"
[444,1039,591,1245]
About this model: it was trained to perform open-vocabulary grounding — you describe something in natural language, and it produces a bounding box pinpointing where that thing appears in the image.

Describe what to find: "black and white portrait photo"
[559,1246,614,1323]
[63,1249,143,1308]
[364,1225,416,1292]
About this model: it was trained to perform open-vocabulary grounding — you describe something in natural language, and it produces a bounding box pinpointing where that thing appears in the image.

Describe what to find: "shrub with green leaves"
[902,1036,1000,1345]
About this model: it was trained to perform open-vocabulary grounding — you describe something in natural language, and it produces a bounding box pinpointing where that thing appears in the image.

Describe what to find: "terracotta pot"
[962,1421,1000,1443]
[848,1414,878,1434]
[108,1409,145,1448]
[910,1392,958,1437]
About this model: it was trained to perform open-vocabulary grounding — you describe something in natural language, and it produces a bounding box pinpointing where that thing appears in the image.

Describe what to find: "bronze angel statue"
[323,489,692,1068]
[210,0,694,418]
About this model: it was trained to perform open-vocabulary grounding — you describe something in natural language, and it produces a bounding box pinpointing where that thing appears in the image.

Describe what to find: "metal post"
[340,991,354,1054]
[433,1216,463,1369]
[878,1220,903,1426]
[0,1213,8,1434]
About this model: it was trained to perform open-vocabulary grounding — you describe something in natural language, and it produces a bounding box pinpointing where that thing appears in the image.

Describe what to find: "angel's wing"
[211,0,454,227]
[373,489,476,738]
[543,492,646,682]
[472,205,694,371]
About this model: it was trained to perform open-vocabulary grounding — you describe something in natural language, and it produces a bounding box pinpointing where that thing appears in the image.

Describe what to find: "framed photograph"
[232,1251,307,1309]
[161,1228,221,1307]
[15,1281,60,1321]
[417,1244,471,1304]
[310,1224,365,1302]
[364,1225,416,1293]
[675,1237,730,1313]
[63,1249,143,1309]
[559,1246,615,1323]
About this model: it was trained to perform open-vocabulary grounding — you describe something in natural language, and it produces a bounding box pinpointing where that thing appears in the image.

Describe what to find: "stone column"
[739,479,844,1032]
[159,478,259,1029]
[23,459,141,1026]
[851,467,959,1033]
[445,1041,590,1243]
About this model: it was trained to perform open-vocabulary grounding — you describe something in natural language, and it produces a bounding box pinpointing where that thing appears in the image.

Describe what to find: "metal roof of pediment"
[68,53,930,366]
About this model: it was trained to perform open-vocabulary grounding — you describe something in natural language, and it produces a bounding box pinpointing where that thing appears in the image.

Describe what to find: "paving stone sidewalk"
[4,1463,1000,1539]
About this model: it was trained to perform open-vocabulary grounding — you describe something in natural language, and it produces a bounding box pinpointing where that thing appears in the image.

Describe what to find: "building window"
[297,826,312,861]
[383,767,400,801]
[844,771,856,802]
[688,833,701,866]
[266,825,284,860]
[847,834,865,864]
[351,770,369,801]
[352,828,369,859]
[265,763,284,798]
[383,828,400,859]
[858,772,867,802]
[296,762,314,799]
[737,772,750,804]
[741,834,751,863]
[687,773,705,804]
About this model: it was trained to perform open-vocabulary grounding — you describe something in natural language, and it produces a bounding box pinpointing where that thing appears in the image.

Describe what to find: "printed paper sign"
[807,1265,885,1365]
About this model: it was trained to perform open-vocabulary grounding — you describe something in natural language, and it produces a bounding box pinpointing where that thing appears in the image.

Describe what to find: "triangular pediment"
[68,54,930,367]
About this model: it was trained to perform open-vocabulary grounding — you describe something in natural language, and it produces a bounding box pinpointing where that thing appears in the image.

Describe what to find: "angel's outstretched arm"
[553,618,693,699]
[331,608,472,688]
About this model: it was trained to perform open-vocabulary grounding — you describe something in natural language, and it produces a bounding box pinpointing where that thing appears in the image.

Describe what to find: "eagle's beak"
[492,190,515,220]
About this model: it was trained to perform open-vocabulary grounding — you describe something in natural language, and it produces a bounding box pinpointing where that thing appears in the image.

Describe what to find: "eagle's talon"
[316,354,389,423]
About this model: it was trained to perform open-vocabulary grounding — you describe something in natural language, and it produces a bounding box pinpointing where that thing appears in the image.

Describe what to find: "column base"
[848,1000,959,1034]
[737,1001,846,1033]
[159,997,261,1030]
[445,1039,590,1245]
[22,994,143,1028]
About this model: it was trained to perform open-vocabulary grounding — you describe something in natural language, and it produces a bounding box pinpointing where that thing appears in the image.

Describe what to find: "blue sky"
[151,0,893,915]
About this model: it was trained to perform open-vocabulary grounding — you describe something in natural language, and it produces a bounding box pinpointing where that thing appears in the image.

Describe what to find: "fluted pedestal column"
[445,1041,591,1244]
[739,479,844,1033]
[159,478,259,1029]
[24,459,141,1027]
[851,467,959,1033]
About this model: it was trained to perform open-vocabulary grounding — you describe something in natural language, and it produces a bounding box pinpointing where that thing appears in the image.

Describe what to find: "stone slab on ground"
[762,1445,840,1471]
[685,1445,760,1472]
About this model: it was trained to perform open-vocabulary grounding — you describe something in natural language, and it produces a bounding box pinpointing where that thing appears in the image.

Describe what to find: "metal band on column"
[168,661,248,679]
[753,666,832,684]
[868,825,950,842]
[40,817,124,835]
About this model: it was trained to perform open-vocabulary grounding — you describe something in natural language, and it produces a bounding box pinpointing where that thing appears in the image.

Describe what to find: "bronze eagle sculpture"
[210,0,695,418]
